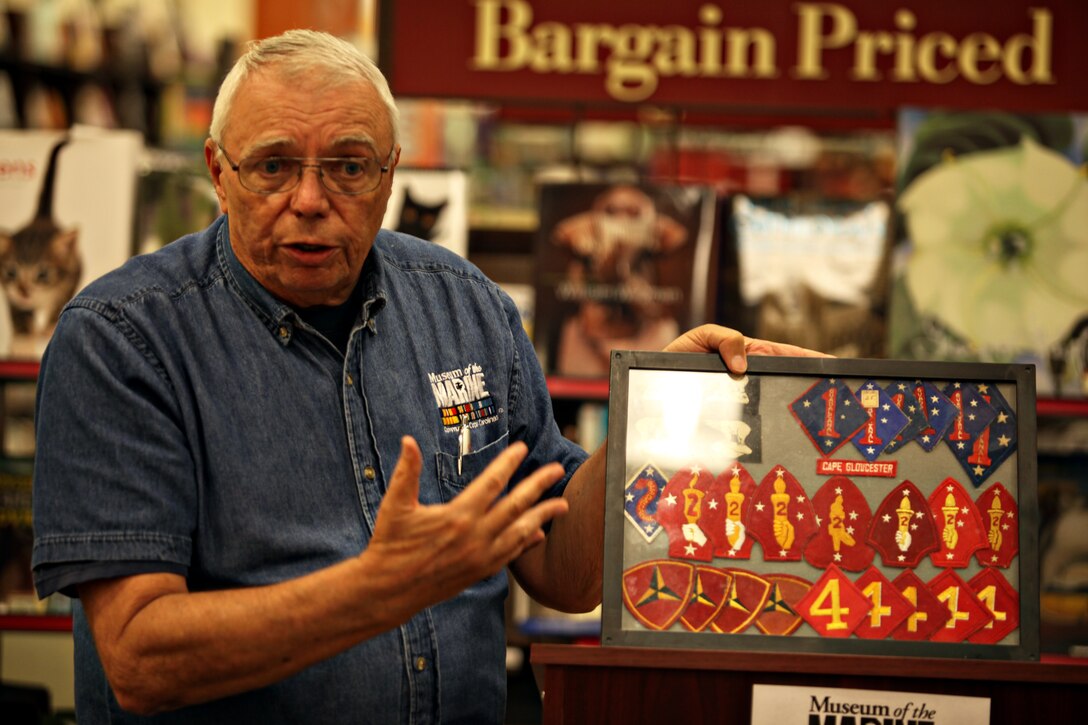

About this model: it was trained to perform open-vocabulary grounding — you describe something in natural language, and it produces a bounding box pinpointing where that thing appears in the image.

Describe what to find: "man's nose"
[290,165,331,213]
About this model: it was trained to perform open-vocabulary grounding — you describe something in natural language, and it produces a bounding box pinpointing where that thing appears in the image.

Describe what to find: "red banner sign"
[379,0,1088,113]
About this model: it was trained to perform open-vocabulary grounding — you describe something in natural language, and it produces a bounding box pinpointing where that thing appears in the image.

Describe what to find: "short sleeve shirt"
[31,216,589,724]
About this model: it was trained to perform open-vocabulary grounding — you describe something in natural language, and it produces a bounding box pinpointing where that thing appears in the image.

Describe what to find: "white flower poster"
[890,109,1088,398]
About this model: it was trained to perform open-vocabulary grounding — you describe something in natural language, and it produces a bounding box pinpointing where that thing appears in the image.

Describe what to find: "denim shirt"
[31,216,589,724]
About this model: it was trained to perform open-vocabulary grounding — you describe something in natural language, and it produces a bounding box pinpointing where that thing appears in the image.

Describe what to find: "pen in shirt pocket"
[457,419,472,476]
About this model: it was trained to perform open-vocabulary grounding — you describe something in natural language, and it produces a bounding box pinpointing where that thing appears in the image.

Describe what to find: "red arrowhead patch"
[796,565,870,638]
[656,466,718,562]
[805,475,875,572]
[679,566,732,633]
[755,573,813,636]
[927,570,994,643]
[966,568,1020,644]
[974,482,1019,568]
[867,480,940,567]
[622,560,694,631]
[927,477,988,568]
[709,463,758,560]
[748,465,818,561]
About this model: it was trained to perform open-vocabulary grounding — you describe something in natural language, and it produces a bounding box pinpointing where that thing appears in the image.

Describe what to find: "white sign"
[750,684,990,725]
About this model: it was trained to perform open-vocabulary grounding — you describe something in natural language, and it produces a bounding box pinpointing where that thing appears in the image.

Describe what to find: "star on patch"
[974,482,1019,568]
[623,463,667,543]
[945,385,1017,487]
[790,378,868,457]
[850,380,909,461]
[748,466,818,562]
[866,481,940,568]
[805,476,874,572]
[708,463,757,560]
[927,477,988,568]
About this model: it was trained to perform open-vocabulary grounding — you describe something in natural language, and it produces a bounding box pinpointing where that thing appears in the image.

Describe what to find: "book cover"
[0,126,143,359]
[534,182,717,377]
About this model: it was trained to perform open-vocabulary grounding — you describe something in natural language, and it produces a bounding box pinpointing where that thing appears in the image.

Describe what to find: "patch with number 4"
[852,567,913,640]
[796,565,870,638]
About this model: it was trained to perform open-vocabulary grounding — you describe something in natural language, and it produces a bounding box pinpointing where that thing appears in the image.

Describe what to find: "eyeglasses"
[217,144,394,195]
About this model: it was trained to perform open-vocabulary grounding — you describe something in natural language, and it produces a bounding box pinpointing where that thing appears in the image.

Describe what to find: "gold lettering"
[891,9,918,81]
[1004,8,1054,84]
[573,24,606,72]
[530,22,574,72]
[794,2,856,80]
[852,30,894,81]
[725,27,777,78]
[959,32,1002,84]
[471,0,533,70]
[698,4,724,74]
[654,26,698,77]
[916,32,958,83]
[606,25,658,101]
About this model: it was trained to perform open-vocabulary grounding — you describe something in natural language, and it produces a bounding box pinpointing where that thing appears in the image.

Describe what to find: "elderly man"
[32,29,817,724]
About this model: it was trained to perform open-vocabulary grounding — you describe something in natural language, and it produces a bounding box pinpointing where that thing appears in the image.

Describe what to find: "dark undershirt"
[294,278,367,355]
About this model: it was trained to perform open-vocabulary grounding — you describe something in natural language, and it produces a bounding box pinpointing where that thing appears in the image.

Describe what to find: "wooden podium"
[531,644,1088,724]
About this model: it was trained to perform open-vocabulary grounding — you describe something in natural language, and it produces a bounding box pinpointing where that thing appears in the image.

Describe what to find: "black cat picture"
[394,187,447,241]
[0,136,82,357]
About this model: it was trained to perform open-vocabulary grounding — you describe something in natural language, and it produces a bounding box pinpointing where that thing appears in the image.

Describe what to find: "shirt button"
[346,373,354,386]
[415,656,427,672]
[278,325,289,340]
[364,466,376,480]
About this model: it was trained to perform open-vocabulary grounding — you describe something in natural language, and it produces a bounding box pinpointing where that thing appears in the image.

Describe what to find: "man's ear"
[204,138,229,213]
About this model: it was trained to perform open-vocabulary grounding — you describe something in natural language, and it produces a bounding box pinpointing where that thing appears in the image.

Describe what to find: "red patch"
[755,573,813,636]
[748,466,819,562]
[655,466,719,562]
[966,568,1020,644]
[709,568,772,634]
[708,463,758,560]
[622,560,694,631]
[679,566,732,633]
[927,570,995,642]
[804,476,875,572]
[796,565,870,638]
[852,567,912,640]
[889,570,950,641]
[927,477,988,568]
[974,482,1019,568]
[866,480,940,567]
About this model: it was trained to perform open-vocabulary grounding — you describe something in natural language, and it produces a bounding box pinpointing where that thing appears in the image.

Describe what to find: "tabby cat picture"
[0,137,82,358]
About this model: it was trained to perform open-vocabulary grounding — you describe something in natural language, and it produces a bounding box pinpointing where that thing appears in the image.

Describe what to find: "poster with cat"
[381,168,468,258]
[0,126,143,359]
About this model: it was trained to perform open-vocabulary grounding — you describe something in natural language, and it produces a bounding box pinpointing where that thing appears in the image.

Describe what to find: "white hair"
[209,29,399,147]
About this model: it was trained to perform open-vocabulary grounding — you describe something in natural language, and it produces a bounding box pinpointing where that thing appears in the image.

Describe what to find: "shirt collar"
[215,216,387,344]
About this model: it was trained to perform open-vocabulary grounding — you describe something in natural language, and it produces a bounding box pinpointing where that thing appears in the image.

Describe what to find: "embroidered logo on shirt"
[428,363,497,430]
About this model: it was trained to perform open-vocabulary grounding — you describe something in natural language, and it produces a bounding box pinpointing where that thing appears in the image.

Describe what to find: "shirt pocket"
[434,431,510,504]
